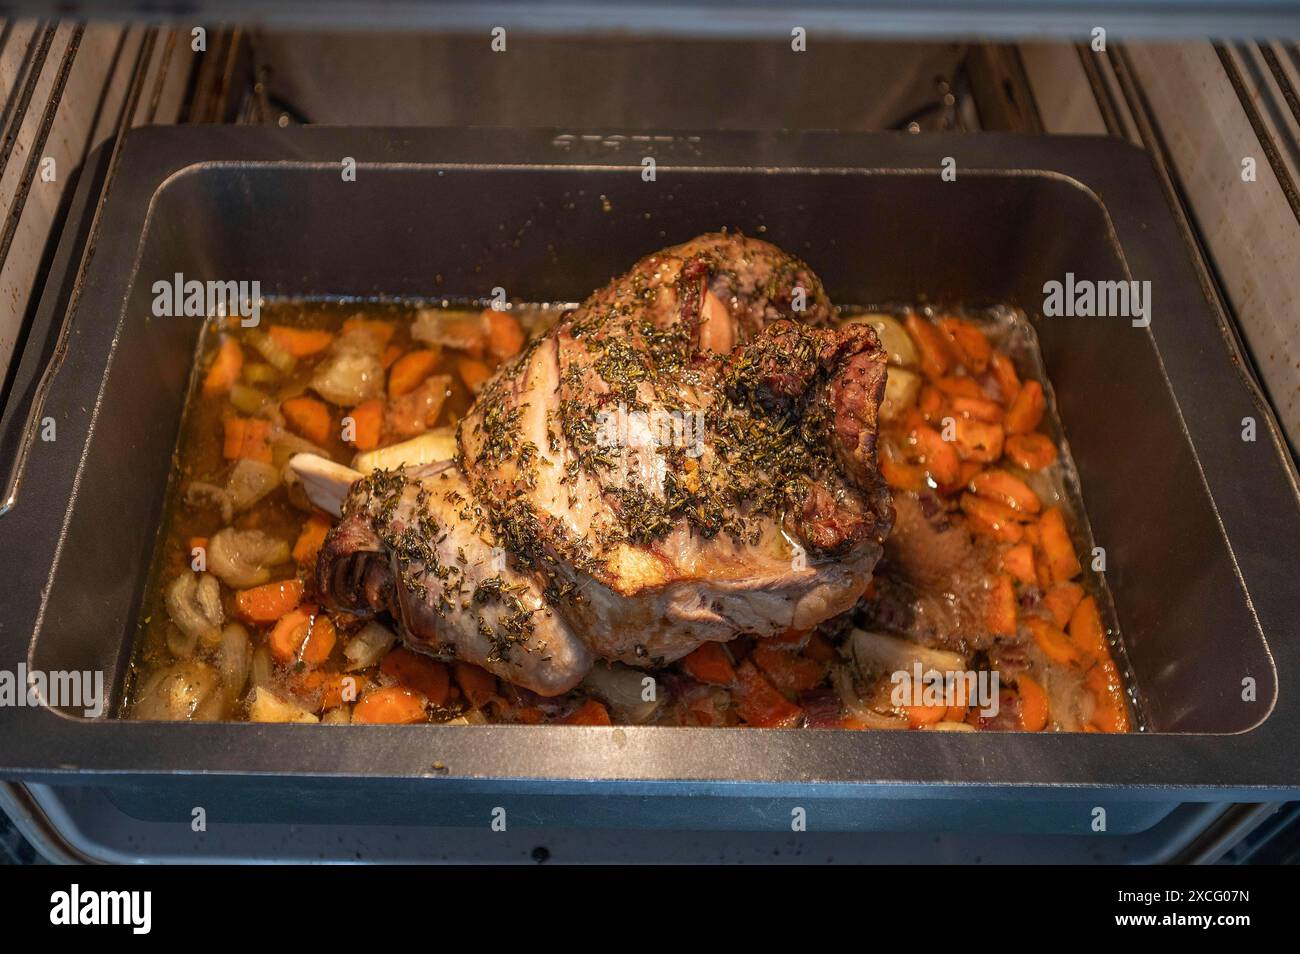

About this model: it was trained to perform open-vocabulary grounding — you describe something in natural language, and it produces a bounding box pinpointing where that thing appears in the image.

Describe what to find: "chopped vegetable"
[292,514,332,566]
[734,660,802,727]
[388,348,442,397]
[1017,674,1049,731]
[938,316,992,373]
[352,685,426,724]
[1025,617,1079,667]
[680,642,736,685]
[454,662,499,709]
[203,338,244,397]
[752,641,826,694]
[1004,380,1046,435]
[456,356,493,394]
[341,317,396,348]
[222,416,273,463]
[207,527,290,588]
[960,493,1024,543]
[1004,432,1057,471]
[984,573,1017,637]
[380,648,451,706]
[1038,506,1082,582]
[268,605,336,666]
[562,698,612,725]
[486,311,526,362]
[281,396,332,446]
[951,417,1004,463]
[970,469,1041,514]
[1067,595,1108,663]
[904,312,955,379]
[247,686,318,723]
[1042,581,1084,628]
[267,325,335,357]
[244,329,296,374]
[1001,542,1037,585]
[346,399,384,451]
[233,578,304,624]
[989,349,1021,403]
[343,621,397,671]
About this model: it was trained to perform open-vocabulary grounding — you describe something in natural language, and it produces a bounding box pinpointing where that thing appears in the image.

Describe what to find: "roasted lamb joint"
[314,233,893,695]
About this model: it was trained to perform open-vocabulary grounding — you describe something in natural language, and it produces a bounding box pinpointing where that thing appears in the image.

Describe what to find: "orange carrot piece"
[292,514,332,566]
[281,396,332,446]
[917,384,946,423]
[904,313,956,379]
[1026,617,1079,667]
[681,642,736,686]
[1039,506,1082,582]
[346,399,384,451]
[234,578,304,624]
[1085,661,1130,732]
[985,573,1017,637]
[904,702,949,728]
[266,325,334,358]
[453,662,499,709]
[1001,542,1037,585]
[1067,595,1108,664]
[733,660,803,728]
[881,446,928,492]
[203,338,244,397]
[486,310,525,362]
[934,375,986,399]
[341,317,395,348]
[456,356,493,394]
[268,606,336,666]
[1004,432,1058,471]
[222,417,273,463]
[752,642,826,694]
[353,686,427,724]
[1004,380,1046,435]
[952,417,1004,463]
[938,316,992,373]
[970,469,1041,514]
[562,698,612,725]
[900,412,961,486]
[1017,674,1049,731]
[1042,581,1084,628]
[960,493,1024,543]
[951,394,1004,423]
[380,647,450,706]
[990,349,1021,404]
[387,349,442,398]
[803,632,837,663]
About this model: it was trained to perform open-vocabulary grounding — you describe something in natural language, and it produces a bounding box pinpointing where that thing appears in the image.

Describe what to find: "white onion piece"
[207,528,290,588]
[850,629,967,680]
[247,687,319,723]
[343,621,396,671]
[164,571,224,648]
[133,661,222,721]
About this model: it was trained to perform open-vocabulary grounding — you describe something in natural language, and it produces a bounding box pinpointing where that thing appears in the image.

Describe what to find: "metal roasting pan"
[0,127,1296,834]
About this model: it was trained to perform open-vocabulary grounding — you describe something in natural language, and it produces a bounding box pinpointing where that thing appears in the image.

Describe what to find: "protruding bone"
[288,453,362,518]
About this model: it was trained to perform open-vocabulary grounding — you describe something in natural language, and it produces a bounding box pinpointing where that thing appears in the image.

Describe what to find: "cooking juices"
[126,300,1136,731]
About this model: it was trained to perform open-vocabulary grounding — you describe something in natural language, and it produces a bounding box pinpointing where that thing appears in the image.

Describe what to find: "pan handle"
[0,143,113,517]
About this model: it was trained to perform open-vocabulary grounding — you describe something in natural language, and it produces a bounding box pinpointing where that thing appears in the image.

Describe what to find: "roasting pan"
[0,127,1296,835]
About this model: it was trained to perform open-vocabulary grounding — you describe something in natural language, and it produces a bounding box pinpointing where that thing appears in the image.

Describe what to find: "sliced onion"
[832,665,908,729]
[218,622,252,704]
[207,528,290,588]
[343,621,396,671]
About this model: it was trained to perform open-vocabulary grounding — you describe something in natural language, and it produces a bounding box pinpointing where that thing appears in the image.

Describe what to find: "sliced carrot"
[952,417,1004,463]
[1017,674,1049,731]
[970,469,1041,514]
[1004,380,1046,435]
[296,670,371,710]
[512,706,546,725]
[733,660,802,728]
[984,573,1017,637]
[1026,617,1080,667]
[904,313,956,380]
[234,578,304,624]
[387,349,442,398]
[881,445,927,492]
[938,316,992,373]
[904,702,949,728]
[681,642,736,686]
[951,394,1004,423]
[487,310,526,362]
[752,642,827,694]
[380,647,450,706]
[453,662,499,709]
[917,385,946,424]
[266,325,334,358]
[456,356,493,394]
[562,698,612,725]
[1085,661,1130,732]
[222,416,272,463]
[381,344,403,369]
[341,317,395,349]
[1038,506,1082,582]
[292,514,332,566]
[281,396,332,446]
[989,349,1021,404]
[1067,595,1108,664]
[268,605,336,666]
[960,493,1024,543]
[188,536,208,553]
[203,338,244,397]
[1001,542,1037,585]
[346,399,384,452]
[1004,432,1058,471]
[353,685,427,724]
[1042,581,1084,628]
[934,375,985,400]
[900,412,961,486]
